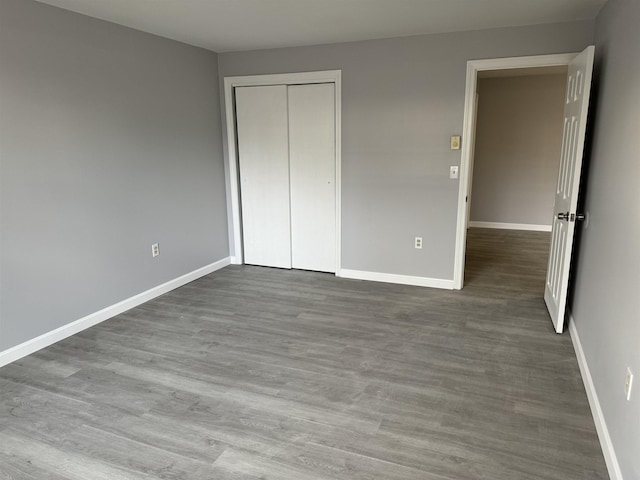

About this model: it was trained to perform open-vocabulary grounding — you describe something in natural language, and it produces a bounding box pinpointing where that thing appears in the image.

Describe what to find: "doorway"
[464,66,567,292]
[469,67,568,232]
[454,49,595,333]
[454,53,577,290]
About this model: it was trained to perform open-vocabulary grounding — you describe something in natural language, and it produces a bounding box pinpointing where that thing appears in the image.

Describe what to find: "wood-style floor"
[0,228,608,479]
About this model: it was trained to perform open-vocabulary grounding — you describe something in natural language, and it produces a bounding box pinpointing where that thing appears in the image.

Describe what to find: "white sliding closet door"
[288,84,336,273]
[236,85,291,269]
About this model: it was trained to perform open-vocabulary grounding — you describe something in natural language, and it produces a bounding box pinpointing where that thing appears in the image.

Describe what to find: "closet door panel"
[288,84,336,272]
[236,85,291,268]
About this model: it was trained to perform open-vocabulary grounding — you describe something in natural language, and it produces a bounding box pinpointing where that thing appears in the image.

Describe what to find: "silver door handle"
[574,213,585,221]
[557,212,570,221]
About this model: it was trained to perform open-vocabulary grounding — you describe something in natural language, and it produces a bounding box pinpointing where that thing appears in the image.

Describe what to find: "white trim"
[568,314,623,480]
[338,269,454,290]
[223,70,342,272]
[0,257,231,368]
[468,53,578,72]
[453,53,578,290]
[468,221,552,232]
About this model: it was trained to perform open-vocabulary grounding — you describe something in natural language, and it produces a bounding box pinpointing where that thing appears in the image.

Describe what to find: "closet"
[235,82,336,273]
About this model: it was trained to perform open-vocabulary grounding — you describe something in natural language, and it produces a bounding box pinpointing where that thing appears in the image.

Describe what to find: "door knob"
[574,213,586,221]
[557,212,570,221]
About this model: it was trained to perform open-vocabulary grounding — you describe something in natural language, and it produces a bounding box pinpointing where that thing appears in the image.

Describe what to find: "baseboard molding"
[568,313,623,480]
[338,269,454,290]
[468,221,552,232]
[0,257,231,369]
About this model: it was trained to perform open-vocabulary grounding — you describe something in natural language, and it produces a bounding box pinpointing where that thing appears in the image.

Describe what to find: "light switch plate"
[450,166,459,179]
[451,135,461,150]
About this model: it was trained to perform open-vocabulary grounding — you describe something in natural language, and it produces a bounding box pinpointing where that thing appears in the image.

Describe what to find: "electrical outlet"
[625,367,634,401]
[415,237,423,249]
[152,243,159,258]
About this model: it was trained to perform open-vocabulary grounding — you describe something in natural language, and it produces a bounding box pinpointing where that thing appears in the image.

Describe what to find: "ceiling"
[35,0,606,53]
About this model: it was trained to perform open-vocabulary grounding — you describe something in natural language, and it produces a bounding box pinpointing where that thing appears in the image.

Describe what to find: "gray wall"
[218,21,594,280]
[571,0,640,477]
[470,74,566,226]
[0,0,229,351]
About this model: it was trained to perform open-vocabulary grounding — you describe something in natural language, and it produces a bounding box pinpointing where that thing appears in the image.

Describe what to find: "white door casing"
[288,84,337,273]
[235,85,292,269]
[544,46,595,333]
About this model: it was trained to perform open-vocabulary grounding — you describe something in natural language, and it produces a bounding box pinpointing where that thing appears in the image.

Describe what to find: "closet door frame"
[223,70,342,274]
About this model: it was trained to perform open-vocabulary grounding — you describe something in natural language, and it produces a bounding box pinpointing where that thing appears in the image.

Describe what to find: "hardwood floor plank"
[0,228,608,479]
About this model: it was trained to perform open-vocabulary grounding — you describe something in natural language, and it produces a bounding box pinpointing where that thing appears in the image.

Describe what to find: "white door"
[236,85,292,269]
[288,84,336,273]
[544,46,595,333]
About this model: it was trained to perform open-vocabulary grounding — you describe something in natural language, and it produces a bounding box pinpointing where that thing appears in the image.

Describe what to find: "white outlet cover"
[450,166,459,179]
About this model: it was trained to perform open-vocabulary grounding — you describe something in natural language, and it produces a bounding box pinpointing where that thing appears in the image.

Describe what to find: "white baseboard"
[568,313,623,480]
[0,257,231,369]
[338,269,454,290]
[468,221,552,232]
